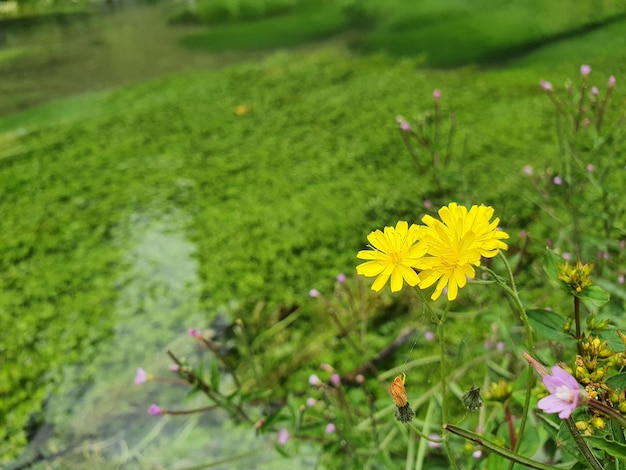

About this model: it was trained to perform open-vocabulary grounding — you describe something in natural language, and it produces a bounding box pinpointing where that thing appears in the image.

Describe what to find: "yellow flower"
[234,104,251,115]
[416,203,509,301]
[356,221,426,292]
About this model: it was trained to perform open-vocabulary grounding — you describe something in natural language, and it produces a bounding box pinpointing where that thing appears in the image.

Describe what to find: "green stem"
[589,398,626,430]
[574,296,582,356]
[437,301,458,470]
[563,417,603,470]
[444,424,560,470]
[487,254,537,467]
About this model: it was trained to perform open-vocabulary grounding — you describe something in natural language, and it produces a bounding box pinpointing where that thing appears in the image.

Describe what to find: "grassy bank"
[1,5,626,467]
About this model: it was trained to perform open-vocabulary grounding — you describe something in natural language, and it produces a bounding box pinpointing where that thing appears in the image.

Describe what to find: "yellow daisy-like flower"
[356,221,426,292]
[416,203,509,301]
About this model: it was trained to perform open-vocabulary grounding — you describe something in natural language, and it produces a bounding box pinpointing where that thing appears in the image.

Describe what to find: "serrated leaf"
[580,285,610,307]
[605,373,626,390]
[527,309,576,343]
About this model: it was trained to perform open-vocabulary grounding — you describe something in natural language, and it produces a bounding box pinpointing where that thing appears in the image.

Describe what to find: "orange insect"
[390,373,414,423]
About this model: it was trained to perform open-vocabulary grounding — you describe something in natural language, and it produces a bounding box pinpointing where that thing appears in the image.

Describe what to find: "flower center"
[389,251,401,265]
[555,385,575,403]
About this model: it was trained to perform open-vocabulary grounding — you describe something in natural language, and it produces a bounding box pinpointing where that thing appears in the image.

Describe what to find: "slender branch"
[444,424,561,470]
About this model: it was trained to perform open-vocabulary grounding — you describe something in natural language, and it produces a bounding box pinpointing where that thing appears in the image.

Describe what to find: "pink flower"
[562,252,572,260]
[580,65,591,77]
[277,428,290,445]
[355,374,365,384]
[309,289,320,298]
[540,80,553,91]
[586,163,594,172]
[619,274,625,284]
[330,374,341,387]
[309,374,321,386]
[336,273,346,283]
[433,89,442,100]
[427,433,442,448]
[325,423,336,434]
[608,75,616,89]
[553,175,563,185]
[187,328,201,338]
[523,165,533,175]
[168,364,180,372]
[591,86,599,96]
[473,450,483,459]
[400,121,411,132]
[135,367,148,385]
[148,404,162,415]
[320,363,334,372]
[306,397,316,407]
[423,199,433,209]
[424,331,435,341]
[537,366,582,419]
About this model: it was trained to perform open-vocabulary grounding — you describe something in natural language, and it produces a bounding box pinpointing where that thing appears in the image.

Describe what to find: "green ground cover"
[1,1,626,467]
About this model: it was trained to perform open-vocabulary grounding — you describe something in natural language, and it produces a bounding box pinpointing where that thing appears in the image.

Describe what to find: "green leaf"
[210,359,221,392]
[580,285,610,307]
[605,373,626,390]
[544,248,564,281]
[527,309,576,344]
[585,436,626,460]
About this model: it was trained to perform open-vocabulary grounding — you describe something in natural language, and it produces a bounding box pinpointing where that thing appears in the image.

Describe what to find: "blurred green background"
[1,0,625,468]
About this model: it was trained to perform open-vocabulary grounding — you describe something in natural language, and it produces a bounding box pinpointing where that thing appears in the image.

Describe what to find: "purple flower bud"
[331,374,341,387]
[148,404,162,415]
[309,374,321,386]
[187,328,202,338]
[553,175,563,185]
[427,433,442,448]
[400,121,411,132]
[424,331,435,341]
[309,288,320,298]
[580,65,591,76]
[562,252,572,260]
[473,450,483,459]
[591,86,599,96]
[523,165,533,175]
[306,397,316,407]
[586,163,594,172]
[325,423,336,434]
[540,80,553,91]
[277,428,290,445]
[608,75,616,89]
[336,273,346,283]
[168,364,180,372]
[423,199,433,209]
[433,88,442,100]
[619,274,625,284]
[135,367,148,385]
[320,363,333,372]
[355,374,365,384]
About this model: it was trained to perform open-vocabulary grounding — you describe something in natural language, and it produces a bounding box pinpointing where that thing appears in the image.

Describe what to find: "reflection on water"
[18,209,294,469]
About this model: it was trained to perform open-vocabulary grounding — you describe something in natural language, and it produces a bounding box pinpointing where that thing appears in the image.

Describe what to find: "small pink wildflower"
[325,423,336,434]
[608,75,616,89]
[424,331,435,341]
[580,65,591,77]
[309,374,321,386]
[187,328,202,338]
[562,252,572,260]
[277,428,290,445]
[591,86,599,96]
[306,397,316,407]
[473,450,483,459]
[586,163,594,172]
[336,273,346,283]
[537,365,584,419]
[135,367,148,385]
[433,89,442,100]
[168,364,180,372]
[355,374,365,384]
[148,404,162,415]
[427,433,442,448]
[320,363,334,372]
[330,374,341,387]
[309,289,320,298]
[540,80,553,91]
[618,274,624,284]
[400,121,411,132]
[553,175,563,185]
[523,165,533,175]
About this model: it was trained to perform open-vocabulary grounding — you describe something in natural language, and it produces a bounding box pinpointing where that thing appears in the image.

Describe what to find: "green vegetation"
[0,0,625,467]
